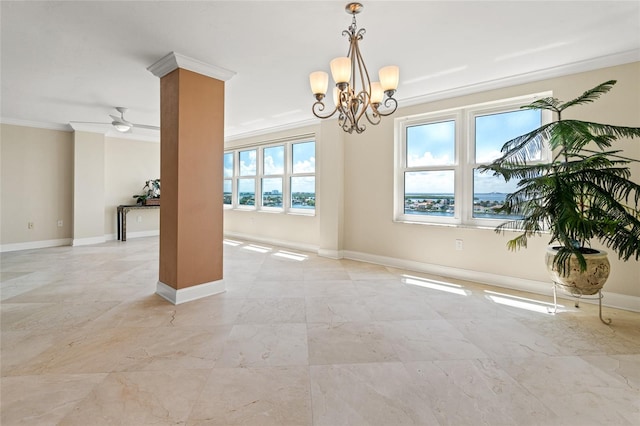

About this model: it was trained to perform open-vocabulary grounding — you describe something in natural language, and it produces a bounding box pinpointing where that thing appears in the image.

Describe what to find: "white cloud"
[405,171,454,194]
[293,156,315,173]
[408,151,452,167]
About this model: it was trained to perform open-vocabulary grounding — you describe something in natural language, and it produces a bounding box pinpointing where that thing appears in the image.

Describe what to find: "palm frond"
[557,80,617,111]
[481,122,555,167]
[551,120,640,152]
[486,80,640,273]
[520,97,562,113]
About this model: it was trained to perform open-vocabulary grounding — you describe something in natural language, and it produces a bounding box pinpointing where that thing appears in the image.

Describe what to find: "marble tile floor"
[1,236,639,425]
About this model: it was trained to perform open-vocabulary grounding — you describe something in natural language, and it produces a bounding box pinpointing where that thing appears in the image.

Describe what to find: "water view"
[405,193,523,219]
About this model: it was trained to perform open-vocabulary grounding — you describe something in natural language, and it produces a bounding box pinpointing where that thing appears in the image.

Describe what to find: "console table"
[117,204,160,241]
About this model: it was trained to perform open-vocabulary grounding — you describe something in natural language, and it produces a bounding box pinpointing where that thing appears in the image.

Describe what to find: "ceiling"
[2,1,639,140]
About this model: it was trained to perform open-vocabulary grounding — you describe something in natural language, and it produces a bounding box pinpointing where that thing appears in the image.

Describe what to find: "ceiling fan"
[71,107,159,133]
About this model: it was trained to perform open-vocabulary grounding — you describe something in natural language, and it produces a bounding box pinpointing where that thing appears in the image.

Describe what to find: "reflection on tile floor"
[1,237,639,425]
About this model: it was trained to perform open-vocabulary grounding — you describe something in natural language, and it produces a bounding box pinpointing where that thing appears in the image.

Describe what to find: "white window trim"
[395,111,462,225]
[225,138,316,215]
[394,92,552,227]
[260,145,286,212]
[236,148,258,210]
[288,140,317,215]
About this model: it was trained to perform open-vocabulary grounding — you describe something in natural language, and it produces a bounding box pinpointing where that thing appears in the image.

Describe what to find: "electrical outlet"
[137,216,142,223]
[455,239,463,251]
[57,220,63,227]
[28,221,34,229]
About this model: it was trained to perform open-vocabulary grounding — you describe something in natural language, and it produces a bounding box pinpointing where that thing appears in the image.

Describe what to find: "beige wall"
[0,124,73,245]
[104,136,160,236]
[73,131,105,243]
[1,62,638,302]
[0,125,161,247]
[223,124,322,250]
[342,62,640,298]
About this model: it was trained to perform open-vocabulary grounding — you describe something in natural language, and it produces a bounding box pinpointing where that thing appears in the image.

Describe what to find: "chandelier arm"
[376,97,399,117]
[351,33,371,97]
[312,101,339,120]
[364,106,382,126]
[338,88,355,130]
[352,90,369,130]
[339,113,353,134]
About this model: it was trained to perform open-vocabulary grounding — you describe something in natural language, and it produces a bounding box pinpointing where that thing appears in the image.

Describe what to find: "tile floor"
[1,237,639,425]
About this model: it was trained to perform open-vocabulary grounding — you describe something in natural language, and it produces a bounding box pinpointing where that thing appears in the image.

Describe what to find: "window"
[403,117,458,220]
[395,94,551,227]
[225,139,315,214]
[291,141,316,211]
[238,149,257,207]
[223,152,233,206]
[262,146,284,208]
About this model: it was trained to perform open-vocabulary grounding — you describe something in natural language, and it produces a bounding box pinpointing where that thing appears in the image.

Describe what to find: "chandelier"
[309,2,399,134]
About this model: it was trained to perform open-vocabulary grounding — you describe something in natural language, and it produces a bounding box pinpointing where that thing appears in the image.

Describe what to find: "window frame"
[236,148,258,209]
[395,111,462,225]
[394,93,552,227]
[289,141,317,214]
[224,138,316,216]
[261,145,285,212]
[223,152,234,208]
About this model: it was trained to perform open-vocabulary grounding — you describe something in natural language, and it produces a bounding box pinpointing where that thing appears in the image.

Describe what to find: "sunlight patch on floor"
[402,274,470,296]
[484,290,562,314]
[273,250,308,261]
[243,244,272,253]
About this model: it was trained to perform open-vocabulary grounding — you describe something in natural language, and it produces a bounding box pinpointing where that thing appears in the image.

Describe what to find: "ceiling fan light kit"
[110,106,133,132]
[70,106,159,133]
[309,2,399,134]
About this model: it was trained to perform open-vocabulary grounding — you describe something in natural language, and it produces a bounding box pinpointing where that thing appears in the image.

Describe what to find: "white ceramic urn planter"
[544,246,610,296]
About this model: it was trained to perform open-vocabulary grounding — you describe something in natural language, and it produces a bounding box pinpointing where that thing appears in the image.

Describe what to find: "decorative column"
[148,52,235,304]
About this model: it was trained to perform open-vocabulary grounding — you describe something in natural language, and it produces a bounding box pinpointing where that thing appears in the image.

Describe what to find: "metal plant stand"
[548,282,612,325]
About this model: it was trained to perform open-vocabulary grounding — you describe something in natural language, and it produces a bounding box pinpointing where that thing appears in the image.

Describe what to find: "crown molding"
[68,122,160,143]
[105,129,159,143]
[224,118,319,142]
[69,122,109,134]
[1,117,72,132]
[147,51,236,81]
[399,49,640,109]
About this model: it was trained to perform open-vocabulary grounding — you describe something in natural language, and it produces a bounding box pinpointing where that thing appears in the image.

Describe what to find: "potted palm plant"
[480,80,640,299]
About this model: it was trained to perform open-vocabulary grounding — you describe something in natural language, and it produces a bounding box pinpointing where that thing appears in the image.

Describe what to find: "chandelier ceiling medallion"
[309,2,399,134]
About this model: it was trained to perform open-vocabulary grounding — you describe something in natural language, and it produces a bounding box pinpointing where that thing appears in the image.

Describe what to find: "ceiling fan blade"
[132,123,160,130]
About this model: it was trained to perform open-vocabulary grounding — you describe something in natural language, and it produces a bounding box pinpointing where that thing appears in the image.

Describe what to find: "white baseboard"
[223,231,318,253]
[0,238,72,253]
[156,279,225,305]
[105,230,160,241]
[318,248,344,259]
[342,250,640,313]
[72,236,107,246]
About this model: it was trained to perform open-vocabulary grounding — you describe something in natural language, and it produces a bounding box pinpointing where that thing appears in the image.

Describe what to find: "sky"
[224,141,316,195]
[405,108,541,194]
